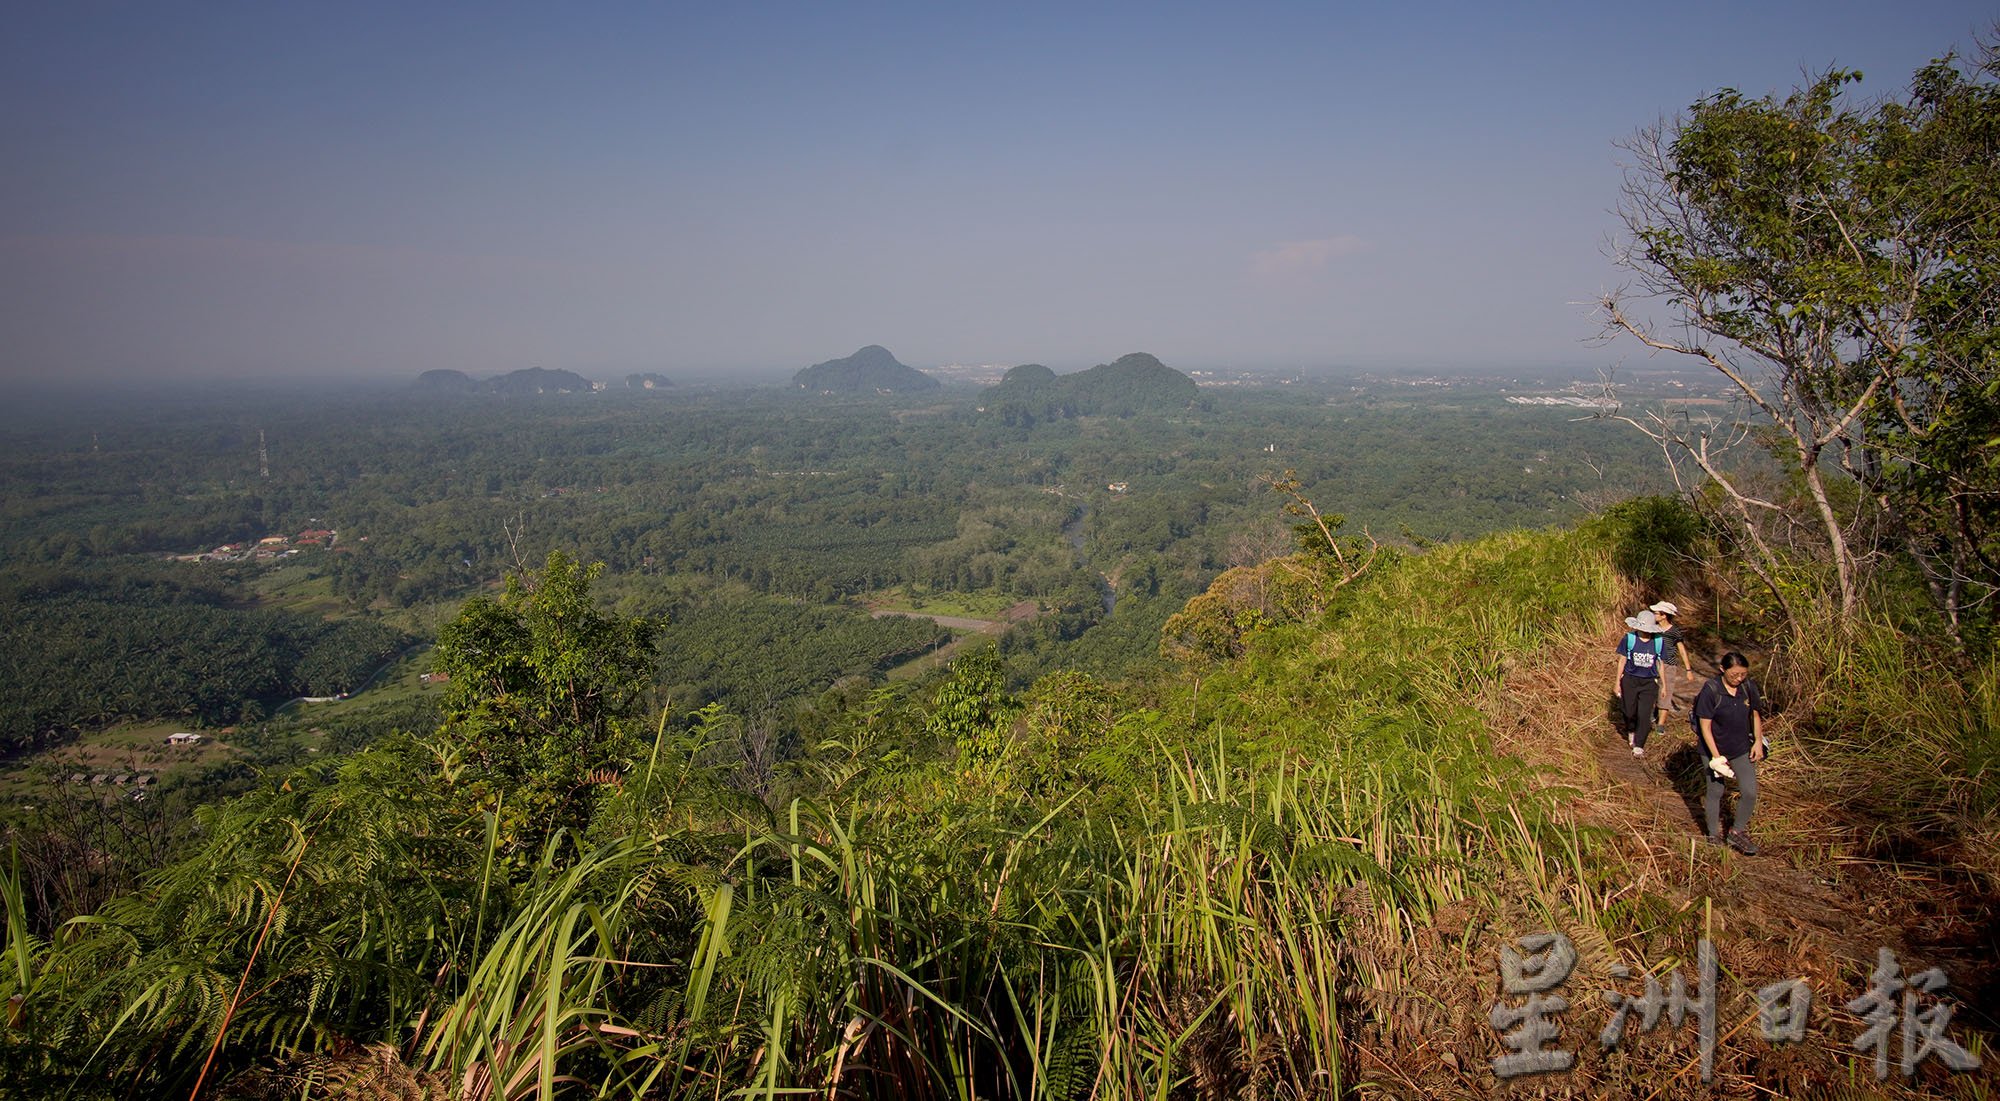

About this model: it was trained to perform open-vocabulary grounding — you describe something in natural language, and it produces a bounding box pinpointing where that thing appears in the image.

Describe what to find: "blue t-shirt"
[1617,633,1666,679]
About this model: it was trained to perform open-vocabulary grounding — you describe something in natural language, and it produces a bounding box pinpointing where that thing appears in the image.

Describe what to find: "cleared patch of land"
[859,585,1019,621]
[0,721,233,806]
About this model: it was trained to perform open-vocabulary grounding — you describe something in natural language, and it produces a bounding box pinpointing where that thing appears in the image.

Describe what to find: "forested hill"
[792,345,940,393]
[982,351,1198,419]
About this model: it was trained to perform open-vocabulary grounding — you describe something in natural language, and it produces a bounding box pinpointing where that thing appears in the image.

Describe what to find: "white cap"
[1649,601,1679,617]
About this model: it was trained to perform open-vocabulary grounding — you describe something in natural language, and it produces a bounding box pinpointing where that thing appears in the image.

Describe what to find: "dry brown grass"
[1332,586,2000,1099]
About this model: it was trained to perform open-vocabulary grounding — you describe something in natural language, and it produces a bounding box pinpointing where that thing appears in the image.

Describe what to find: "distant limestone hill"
[489,367,594,395]
[412,367,597,396]
[982,352,1197,420]
[793,346,940,394]
[997,363,1057,388]
[413,369,481,394]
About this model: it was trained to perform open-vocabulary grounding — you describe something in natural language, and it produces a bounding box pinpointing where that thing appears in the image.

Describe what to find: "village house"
[167,732,205,746]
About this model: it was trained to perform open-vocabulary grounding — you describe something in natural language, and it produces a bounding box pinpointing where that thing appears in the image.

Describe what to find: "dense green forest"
[0,367,1679,760]
[0,564,408,749]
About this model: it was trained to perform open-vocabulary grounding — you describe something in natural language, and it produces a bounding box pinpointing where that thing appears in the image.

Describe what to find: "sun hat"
[1649,601,1679,617]
[1624,610,1664,633]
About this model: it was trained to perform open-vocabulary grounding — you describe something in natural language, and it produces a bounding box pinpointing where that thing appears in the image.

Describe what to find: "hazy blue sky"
[1,2,1990,382]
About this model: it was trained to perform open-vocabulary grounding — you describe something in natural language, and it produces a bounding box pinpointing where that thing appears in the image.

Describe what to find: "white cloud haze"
[1248,236,1370,280]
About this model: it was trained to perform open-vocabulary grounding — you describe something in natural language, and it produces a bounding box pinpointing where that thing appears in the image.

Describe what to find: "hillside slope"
[1161,527,1997,1097]
[8,526,1993,1099]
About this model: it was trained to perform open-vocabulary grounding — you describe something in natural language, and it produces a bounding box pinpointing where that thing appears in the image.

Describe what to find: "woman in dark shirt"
[1648,600,1692,719]
[1694,651,1766,854]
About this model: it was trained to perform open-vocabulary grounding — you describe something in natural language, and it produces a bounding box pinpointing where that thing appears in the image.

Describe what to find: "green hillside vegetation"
[982,352,1200,422]
[0,530,1589,1096]
[487,368,595,396]
[7,507,1990,1097]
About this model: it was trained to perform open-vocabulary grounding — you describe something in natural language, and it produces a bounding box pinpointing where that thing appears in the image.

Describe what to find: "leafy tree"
[1266,470,1380,595]
[1007,670,1120,793]
[1602,45,2000,633]
[1598,495,1706,595]
[432,550,657,841]
[924,647,1017,767]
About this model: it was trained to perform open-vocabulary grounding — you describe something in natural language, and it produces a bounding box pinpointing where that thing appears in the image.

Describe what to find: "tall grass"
[1767,607,2000,866]
[1,527,1625,1098]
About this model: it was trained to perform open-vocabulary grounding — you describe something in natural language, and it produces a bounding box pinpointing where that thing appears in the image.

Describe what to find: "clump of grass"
[1766,608,2000,875]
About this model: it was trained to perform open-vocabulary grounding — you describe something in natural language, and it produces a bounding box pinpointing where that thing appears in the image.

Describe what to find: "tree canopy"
[1604,46,2000,637]
[432,550,658,840]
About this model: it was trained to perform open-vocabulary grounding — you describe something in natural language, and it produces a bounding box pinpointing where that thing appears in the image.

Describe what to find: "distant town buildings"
[171,528,338,563]
[1503,395,1618,409]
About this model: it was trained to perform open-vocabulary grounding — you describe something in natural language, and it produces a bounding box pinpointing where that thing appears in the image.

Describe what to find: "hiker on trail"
[1614,609,1669,758]
[1648,600,1693,720]
[1694,651,1766,855]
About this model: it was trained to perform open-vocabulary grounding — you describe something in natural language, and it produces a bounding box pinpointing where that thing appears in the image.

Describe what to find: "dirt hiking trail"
[1356,606,1999,1099]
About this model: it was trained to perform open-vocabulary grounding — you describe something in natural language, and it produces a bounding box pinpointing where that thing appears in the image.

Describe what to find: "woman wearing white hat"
[1614,609,1670,757]
[1648,600,1693,720]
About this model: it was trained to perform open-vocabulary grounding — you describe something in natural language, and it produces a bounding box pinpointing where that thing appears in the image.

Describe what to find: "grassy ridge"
[2,527,1637,1097]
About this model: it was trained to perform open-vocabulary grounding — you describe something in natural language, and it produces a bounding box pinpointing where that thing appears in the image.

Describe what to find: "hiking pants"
[1620,675,1660,747]
[1704,753,1758,838]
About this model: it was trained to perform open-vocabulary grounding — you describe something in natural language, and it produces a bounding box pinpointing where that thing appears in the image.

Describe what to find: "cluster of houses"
[56,732,217,801]
[67,772,158,799]
[172,528,338,564]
